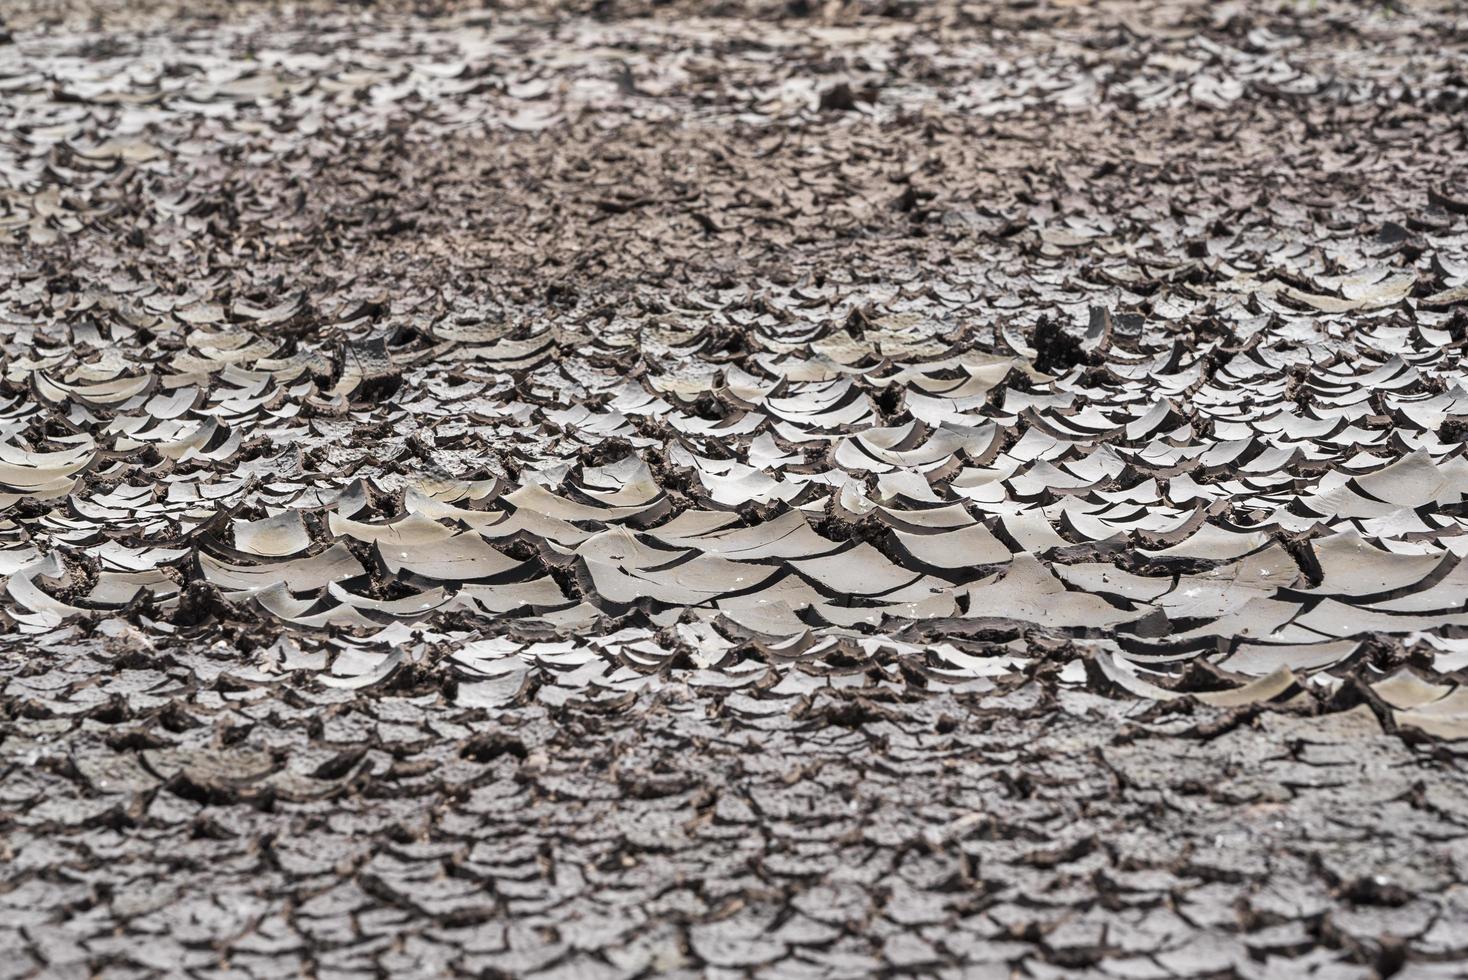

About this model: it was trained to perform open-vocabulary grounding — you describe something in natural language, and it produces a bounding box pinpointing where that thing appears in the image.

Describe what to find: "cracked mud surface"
[4,0,1468,976]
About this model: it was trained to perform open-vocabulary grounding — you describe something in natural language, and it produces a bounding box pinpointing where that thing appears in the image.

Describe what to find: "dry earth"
[4,0,1468,977]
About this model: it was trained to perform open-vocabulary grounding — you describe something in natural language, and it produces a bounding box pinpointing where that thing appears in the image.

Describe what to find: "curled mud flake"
[963,553,1152,631]
[1191,666,1300,707]
[888,522,1012,575]
[198,544,366,594]
[231,511,313,558]
[318,647,406,690]
[1217,639,1359,677]
[374,532,529,584]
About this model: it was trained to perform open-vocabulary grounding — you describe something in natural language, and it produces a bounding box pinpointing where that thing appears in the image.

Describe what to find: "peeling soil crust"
[3,0,1468,976]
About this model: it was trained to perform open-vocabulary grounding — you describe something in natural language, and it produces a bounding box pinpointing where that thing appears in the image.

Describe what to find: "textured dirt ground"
[4,0,1468,976]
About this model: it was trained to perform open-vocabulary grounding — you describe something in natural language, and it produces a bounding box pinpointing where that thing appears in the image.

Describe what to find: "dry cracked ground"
[4,0,1468,976]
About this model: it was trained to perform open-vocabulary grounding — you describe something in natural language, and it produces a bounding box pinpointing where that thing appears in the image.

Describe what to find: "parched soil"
[3,0,1468,976]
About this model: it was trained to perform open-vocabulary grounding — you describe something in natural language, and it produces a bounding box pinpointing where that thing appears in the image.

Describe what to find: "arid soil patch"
[3,1,1468,976]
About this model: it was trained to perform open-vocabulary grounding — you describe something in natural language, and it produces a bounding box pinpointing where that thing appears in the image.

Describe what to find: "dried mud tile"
[1137,524,1272,562]
[449,577,572,614]
[787,541,925,598]
[375,532,528,584]
[1393,688,1468,740]
[1090,650,1182,701]
[873,502,979,533]
[1372,670,1455,710]
[1301,531,1454,600]
[1217,640,1359,676]
[887,523,1012,575]
[197,544,367,593]
[1192,666,1300,707]
[1147,596,1303,649]
[1351,449,1468,508]
[1291,599,1468,640]
[5,555,88,627]
[580,549,776,608]
[1364,558,1468,614]
[83,569,180,608]
[319,648,406,690]
[1159,545,1301,619]
[1053,563,1173,604]
[502,482,665,524]
[962,553,1151,631]
[715,598,815,637]
[992,514,1069,553]
[230,511,313,558]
